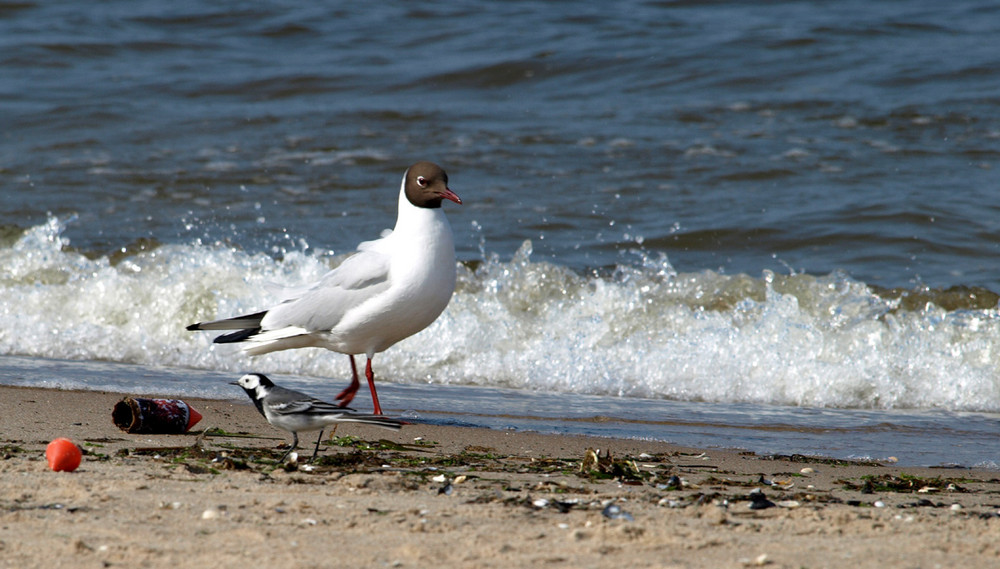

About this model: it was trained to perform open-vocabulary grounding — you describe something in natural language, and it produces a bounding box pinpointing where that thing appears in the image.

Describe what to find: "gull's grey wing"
[260,248,392,333]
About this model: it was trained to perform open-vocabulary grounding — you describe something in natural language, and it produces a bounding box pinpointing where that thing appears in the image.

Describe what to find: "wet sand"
[2,385,998,568]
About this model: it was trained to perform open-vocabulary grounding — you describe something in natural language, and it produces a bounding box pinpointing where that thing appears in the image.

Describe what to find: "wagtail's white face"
[236,373,263,390]
[232,373,270,399]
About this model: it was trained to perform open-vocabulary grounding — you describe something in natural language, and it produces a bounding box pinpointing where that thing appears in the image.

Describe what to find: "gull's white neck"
[392,181,449,237]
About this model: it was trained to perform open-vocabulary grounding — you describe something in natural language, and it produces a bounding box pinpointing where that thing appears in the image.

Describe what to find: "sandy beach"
[2,384,998,569]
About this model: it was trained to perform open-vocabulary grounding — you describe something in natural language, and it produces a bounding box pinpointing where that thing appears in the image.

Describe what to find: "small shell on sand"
[201,507,223,520]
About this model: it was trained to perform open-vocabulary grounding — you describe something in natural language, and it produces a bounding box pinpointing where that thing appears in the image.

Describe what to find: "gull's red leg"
[336,355,361,408]
[365,358,383,416]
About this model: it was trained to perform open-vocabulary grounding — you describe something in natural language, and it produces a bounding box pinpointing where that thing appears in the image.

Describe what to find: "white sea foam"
[2,216,999,412]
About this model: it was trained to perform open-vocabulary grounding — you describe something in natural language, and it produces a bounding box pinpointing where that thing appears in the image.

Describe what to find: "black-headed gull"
[231,373,402,462]
[189,161,462,415]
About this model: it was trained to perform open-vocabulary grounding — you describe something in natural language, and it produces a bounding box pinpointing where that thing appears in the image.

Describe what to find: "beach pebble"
[748,489,776,510]
[740,553,771,567]
[431,474,447,483]
[950,504,962,512]
[201,507,225,520]
[601,503,634,522]
[799,467,815,474]
[663,475,683,489]
[552,500,575,514]
[874,501,886,508]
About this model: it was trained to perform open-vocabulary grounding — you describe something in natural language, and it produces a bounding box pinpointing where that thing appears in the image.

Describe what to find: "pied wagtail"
[232,373,402,462]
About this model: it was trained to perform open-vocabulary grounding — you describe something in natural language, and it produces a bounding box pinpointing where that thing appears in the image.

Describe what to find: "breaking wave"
[2,216,998,412]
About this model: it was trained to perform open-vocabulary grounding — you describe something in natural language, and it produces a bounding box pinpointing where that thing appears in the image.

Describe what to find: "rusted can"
[112,397,203,434]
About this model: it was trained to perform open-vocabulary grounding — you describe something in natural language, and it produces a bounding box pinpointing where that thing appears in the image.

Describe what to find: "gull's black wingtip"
[186,323,201,331]
[213,328,260,344]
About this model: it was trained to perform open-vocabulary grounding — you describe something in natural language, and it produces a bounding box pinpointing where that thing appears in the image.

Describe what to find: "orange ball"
[46,438,82,472]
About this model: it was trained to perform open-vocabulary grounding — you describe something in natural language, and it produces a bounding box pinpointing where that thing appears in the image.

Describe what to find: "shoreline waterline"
[3,355,997,469]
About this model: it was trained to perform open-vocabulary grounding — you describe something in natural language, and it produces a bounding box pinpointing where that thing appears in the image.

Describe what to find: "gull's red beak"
[441,188,462,205]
